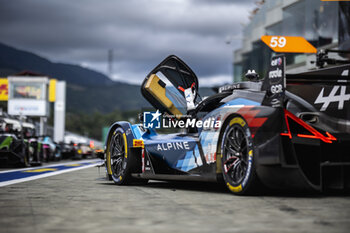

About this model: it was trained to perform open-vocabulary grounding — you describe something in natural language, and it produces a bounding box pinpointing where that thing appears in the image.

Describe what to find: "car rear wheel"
[108,128,134,185]
[221,116,261,195]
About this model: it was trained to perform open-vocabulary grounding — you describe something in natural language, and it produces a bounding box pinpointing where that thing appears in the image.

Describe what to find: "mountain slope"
[0,42,113,86]
[0,42,214,113]
[0,42,151,111]
[66,83,150,113]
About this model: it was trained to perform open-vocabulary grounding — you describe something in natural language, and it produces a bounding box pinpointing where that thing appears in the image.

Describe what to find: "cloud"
[0,0,254,85]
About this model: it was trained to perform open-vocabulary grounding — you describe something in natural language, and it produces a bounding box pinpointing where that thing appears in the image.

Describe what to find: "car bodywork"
[0,118,30,167]
[73,143,93,159]
[0,133,28,167]
[104,55,350,193]
[0,117,43,167]
[38,136,61,161]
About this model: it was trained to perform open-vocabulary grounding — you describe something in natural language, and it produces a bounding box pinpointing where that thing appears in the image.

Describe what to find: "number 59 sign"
[261,35,317,53]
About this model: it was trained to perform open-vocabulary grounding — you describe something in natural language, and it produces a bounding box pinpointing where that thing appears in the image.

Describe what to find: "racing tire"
[221,116,262,195]
[107,127,136,185]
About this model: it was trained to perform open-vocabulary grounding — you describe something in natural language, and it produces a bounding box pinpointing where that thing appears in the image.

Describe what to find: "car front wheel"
[221,116,261,195]
[107,128,135,185]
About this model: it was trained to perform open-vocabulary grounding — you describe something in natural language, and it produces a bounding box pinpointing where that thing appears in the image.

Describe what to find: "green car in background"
[0,133,29,167]
[0,117,41,167]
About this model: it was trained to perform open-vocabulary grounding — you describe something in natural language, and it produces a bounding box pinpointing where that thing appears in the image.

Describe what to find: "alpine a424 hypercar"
[103,54,350,195]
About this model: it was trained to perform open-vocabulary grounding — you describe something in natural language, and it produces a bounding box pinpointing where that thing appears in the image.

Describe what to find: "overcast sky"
[0,0,255,86]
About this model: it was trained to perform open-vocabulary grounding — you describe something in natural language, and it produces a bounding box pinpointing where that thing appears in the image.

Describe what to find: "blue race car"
[103,55,350,195]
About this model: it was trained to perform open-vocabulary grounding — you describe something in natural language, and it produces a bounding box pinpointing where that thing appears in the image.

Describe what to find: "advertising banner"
[7,76,49,116]
[8,99,47,116]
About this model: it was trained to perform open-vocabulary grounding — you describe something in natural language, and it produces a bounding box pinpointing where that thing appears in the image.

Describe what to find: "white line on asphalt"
[0,159,102,174]
[0,161,104,187]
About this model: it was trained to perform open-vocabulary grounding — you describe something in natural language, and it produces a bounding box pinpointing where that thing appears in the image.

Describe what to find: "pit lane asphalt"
[0,165,349,233]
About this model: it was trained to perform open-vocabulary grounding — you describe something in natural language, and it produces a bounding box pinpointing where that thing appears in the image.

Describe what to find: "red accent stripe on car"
[237,106,268,138]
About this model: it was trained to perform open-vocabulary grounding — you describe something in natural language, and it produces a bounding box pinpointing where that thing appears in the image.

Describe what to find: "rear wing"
[286,64,350,84]
[257,54,350,116]
[286,64,350,122]
[259,55,350,135]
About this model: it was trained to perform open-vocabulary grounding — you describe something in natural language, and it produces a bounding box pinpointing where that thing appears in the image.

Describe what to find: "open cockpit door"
[141,55,200,117]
